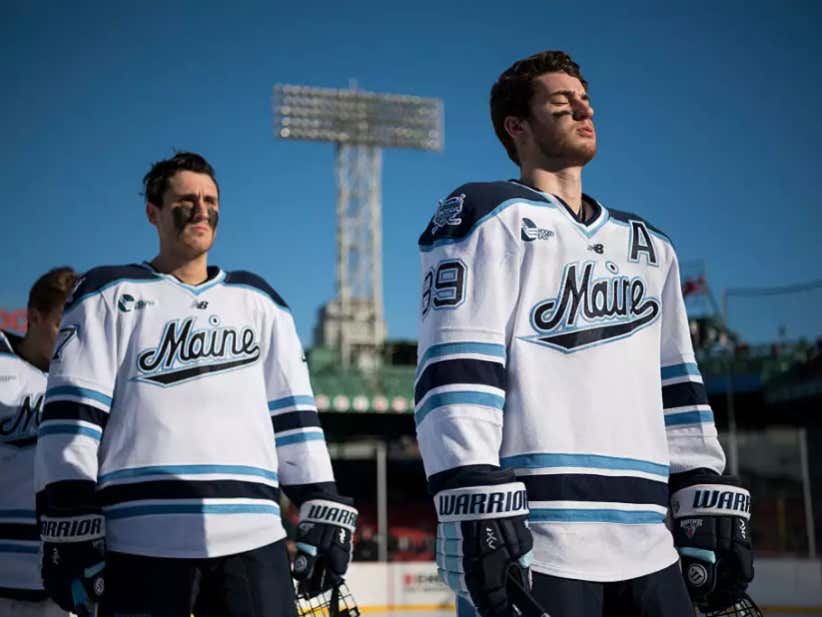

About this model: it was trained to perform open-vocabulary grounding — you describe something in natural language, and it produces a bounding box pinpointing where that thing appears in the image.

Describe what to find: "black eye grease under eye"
[172,204,219,236]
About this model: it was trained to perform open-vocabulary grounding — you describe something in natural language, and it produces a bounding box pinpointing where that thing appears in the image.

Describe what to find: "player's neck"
[150,251,209,285]
[519,166,584,214]
[16,332,49,373]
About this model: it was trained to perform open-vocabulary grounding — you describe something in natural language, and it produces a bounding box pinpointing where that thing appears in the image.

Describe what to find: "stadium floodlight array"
[274,84,443,150]
[274,83,444,370]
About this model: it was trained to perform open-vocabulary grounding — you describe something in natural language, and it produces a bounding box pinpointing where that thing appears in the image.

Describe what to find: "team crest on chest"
[522,260,660,352]
[135,315,260,386]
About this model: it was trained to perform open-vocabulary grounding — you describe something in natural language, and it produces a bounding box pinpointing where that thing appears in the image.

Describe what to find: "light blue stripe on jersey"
[415,391,505,425]
[38,423,102,440]
[660,363,701,380]
[46,385,113,407]
[275,430,325,447]
[500,452,669,478]
[417,342,505,375]
[530,508,666,524]
[664,410,714,427]
[268,395,316,411]
[105,502,281,519]
[0,542,39,554]
[0,510,36,519]
[99,464,278,484]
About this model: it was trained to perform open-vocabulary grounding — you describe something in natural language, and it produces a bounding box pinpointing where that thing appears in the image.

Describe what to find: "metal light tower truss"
[274,84,443,369]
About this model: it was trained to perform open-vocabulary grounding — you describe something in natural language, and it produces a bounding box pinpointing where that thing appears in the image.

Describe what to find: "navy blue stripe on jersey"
[137,354,260,385]
[0,436,36,448]
[271,410,322,433]
[608,209,671,242]
[96,479,280,507]
[66,264,159,311]
[36,479,98,514]
[41,401,109,429]
[0,523,38,542]
[419,181,550,247]
[662,381,709,409]
[521,474,668,508]
[414,359,506,404]
[223,271,289,308]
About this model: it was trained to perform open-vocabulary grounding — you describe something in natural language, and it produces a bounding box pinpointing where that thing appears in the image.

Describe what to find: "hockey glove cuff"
[435,482,534,617]
[670,475,753,612]
[293,496,358,597]
[40,513,106,616]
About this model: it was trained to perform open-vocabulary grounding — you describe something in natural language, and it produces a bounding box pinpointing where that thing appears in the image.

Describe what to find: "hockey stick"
[506,567,550,617]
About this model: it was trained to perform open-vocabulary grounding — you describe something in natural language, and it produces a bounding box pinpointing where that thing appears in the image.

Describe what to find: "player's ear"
[504,115,527,140]
[146,202,159,226]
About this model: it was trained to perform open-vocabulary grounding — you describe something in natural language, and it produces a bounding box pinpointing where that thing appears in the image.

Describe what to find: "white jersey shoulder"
[416,181,724,581]
[36,263,334,559]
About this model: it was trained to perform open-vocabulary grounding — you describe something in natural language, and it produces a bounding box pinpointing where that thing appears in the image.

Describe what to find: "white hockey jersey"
[35,263,335,558]
[0,330,46,594]
[416,181,725,582]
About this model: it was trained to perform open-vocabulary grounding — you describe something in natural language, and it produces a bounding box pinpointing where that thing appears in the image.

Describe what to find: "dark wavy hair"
[142,151,219,207]
[28,267,76,313]
[490,50,588,165]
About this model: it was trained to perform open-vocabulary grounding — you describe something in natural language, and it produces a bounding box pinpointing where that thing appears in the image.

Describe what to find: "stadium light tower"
[274,84,443,369]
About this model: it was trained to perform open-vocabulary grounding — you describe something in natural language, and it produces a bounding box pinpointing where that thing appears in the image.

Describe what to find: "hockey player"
[34,152,357,617]
[416,51,754,617]
[1,267,76,617]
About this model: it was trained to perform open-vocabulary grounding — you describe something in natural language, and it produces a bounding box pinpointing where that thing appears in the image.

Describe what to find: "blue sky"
[2,1,821,344]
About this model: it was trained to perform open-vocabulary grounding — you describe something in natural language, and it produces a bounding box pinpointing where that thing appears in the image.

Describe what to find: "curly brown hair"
[28,267,76,313]
[490,50,588,165]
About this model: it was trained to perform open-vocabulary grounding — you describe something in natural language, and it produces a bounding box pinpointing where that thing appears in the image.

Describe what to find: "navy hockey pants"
[97,538,298,617]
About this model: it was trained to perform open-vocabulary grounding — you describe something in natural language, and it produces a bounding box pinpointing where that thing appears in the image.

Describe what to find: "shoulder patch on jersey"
[608,209,672,243]
[419,181,549,247]
[223,271,289,309]
[65,264,159,311]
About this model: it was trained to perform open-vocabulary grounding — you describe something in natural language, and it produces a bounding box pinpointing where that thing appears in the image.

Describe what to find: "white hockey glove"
[670,473,754,613]
[293,497,358,597]
[435,482,534,617]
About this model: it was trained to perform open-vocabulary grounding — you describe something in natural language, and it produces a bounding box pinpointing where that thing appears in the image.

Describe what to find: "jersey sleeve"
[415,189,523,481]
[35,284,117,514]
[264,307,335,494]
[660,252,726,475]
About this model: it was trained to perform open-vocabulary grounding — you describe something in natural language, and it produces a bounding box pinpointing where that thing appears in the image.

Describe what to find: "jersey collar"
[139,262,226,296]
[508,180,610,238]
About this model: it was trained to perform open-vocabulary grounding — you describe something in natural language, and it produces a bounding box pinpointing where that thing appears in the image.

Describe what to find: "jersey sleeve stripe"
[662,381,709,409]
[268,395,316,411]
[417,342,505,375]
[270,410,322,433]
[0,510,36,521]
[520,473,668,507]
[500,452,669,478]
[0,542,39,554]
[38,423,102,441]
[104,502,281,520]
[41,401,108,429]
[414,359,506,404]
[664,410,715,427]
[98,464,278,484]
[46,386,113,409]
[275,429,326,447]
[414,391,505,426]
[0,523,38,541]
[529,508,666,524]
[660,363,701,380]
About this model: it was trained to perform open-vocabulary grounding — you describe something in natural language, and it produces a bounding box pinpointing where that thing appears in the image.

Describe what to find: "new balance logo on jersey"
[431,194,465,234]
[438,489,528,517]
[691,489,751,515]
[135,316,260,386]
[526,261,660,352]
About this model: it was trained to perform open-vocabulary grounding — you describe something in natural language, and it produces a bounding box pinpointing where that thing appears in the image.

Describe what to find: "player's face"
[149,170,219,259]
[520,71,596,167]
[29,306,64,359]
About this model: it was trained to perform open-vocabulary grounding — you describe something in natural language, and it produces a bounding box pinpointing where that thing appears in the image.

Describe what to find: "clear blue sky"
[2,0,821,344]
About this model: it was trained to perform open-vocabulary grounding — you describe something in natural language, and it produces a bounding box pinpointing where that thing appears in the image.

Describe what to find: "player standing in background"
[0,267,76,617]
[34,152,357,617]
[415,51,755,617]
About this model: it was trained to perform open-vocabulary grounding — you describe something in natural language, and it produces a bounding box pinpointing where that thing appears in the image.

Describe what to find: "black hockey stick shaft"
[506,568,550,617]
